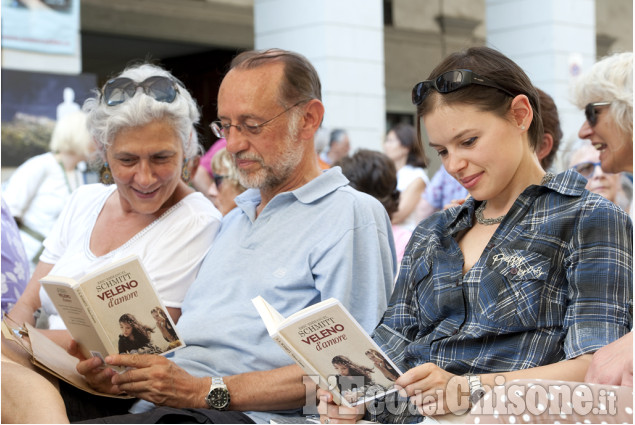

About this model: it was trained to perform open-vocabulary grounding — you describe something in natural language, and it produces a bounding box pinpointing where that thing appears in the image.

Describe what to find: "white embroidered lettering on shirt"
[492,253,545,279]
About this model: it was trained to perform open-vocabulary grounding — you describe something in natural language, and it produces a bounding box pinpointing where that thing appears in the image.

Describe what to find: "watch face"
[209,387,230,409]
[470,388,486,405]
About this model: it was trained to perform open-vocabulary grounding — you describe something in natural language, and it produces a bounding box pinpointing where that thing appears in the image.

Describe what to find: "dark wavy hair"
[119,313,154,342]
[332,355,374,380]
[415,46,543,152]
[335,149,400,218]
[536,87,562,170]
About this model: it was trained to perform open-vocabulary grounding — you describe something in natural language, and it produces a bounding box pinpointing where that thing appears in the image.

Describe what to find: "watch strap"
[205,376,230,410]
[466,374,485,405]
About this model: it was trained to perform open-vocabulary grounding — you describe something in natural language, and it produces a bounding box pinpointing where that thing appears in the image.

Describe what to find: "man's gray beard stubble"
[235,115,304,191]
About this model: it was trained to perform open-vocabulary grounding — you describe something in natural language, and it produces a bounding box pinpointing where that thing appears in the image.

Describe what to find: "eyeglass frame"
[412,69,516,105]
[572,161,603,179]
[210,99,310,138]
[100,76,184,107]
[584,102,611,127]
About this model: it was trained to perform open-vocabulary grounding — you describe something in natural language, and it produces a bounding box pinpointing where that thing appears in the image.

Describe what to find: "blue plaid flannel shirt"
[370,170,633,423]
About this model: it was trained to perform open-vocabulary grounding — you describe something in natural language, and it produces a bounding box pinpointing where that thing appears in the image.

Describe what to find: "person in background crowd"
[534,87,562,172]
[190,138,227,196]
[575,52,633,176]
[207,147,247,215]
[569,141,629,211]
[3,111,95,269]
[1,197,29,316]
[314,126,331,170]
[318,46,631,424]
[319,128,350,166]
[336,149,408,269]
[383,123,429,230]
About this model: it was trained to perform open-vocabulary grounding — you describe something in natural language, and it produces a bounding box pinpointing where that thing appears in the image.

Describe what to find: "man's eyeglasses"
[572,161,603,179]
[584,102,611,127]
[412,69,515,105]
[101,76,183,106]
[210,99,309,138]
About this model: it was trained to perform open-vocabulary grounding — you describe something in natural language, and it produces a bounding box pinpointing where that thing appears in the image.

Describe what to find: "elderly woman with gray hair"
[4,63,222,353]
[573,51,632,175]
[3,110,95,270]
[572,51,633,398]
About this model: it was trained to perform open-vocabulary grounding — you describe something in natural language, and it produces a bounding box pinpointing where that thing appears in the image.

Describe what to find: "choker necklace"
[475,172,555,226]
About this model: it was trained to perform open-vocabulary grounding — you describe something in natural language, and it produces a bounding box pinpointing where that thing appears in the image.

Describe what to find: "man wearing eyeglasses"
[66,49,396,424]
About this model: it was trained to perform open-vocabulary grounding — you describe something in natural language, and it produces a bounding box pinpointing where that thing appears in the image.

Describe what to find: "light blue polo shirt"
[131,167,396,422]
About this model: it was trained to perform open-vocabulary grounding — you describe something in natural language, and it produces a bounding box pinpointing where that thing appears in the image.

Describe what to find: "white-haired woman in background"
[3,110,94,269]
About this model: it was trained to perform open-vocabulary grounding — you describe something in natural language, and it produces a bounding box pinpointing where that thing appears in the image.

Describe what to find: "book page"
[252,295,285,335]
[277,301,401,406]
[26,324,131,398]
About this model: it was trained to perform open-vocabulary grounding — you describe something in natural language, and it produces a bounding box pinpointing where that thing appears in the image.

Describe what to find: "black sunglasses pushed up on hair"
[101,76,184,106]
[412,69,515,105]
[584,102,611,127]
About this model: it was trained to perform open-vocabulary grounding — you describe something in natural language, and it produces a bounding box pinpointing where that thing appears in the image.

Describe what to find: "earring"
[100,162,114,185]
[181,159,191,183]
[521,125,526,130]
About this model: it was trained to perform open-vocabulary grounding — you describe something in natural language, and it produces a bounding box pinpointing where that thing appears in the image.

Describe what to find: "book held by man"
[40,255,184,364]
[252,296,402,407]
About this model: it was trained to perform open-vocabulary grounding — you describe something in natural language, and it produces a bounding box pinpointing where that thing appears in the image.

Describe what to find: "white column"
[486,0,596,171]
[254,0,385,152]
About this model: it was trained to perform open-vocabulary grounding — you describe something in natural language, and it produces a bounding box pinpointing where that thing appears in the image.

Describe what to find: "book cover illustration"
[41,255,184,362]
[253,296,401,406]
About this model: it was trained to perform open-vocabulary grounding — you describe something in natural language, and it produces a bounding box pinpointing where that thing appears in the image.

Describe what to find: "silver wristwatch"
[466,374,485,405]
[205,377,230,410]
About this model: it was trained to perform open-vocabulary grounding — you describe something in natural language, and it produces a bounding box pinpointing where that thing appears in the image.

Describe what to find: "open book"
[40,255,184,365]
[252,296,402,407]
[2,318,131,398]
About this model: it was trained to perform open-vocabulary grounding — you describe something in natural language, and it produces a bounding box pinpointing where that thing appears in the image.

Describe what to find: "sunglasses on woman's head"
[584,102,611,127]
[101,76,184,106]
[411,69,515,105]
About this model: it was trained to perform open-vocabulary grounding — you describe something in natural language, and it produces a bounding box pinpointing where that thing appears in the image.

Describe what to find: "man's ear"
[299,99,325,140]
[510,94,533,130]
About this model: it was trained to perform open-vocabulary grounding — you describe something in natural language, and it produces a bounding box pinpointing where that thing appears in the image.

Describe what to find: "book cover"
[40,255,184,363]
[252,296,401,407]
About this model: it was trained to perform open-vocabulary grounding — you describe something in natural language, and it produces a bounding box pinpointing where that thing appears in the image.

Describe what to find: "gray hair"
[82,63,201,167]
[572,52,633,138]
